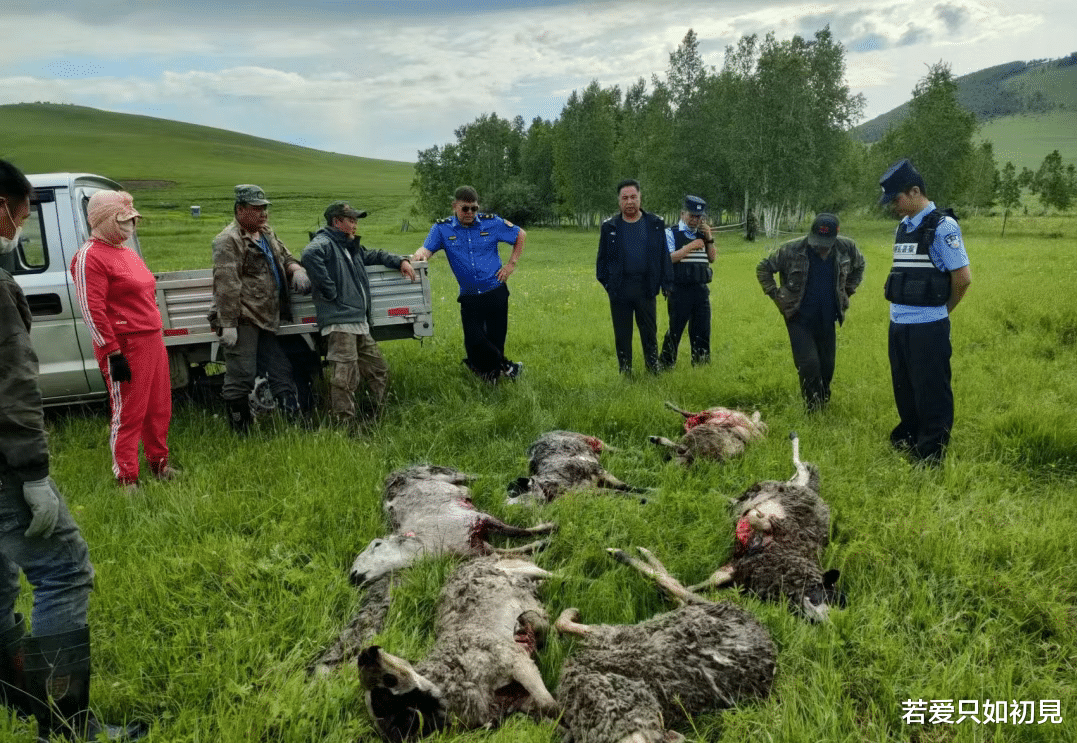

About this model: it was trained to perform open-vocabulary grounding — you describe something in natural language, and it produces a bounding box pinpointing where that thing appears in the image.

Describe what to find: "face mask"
[0,203,21,255]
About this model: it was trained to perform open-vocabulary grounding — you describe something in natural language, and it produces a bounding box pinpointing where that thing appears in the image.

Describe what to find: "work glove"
[219,327,239,348]
[23,478,60,539]
[108,353,133,383]
[292,268,312,294]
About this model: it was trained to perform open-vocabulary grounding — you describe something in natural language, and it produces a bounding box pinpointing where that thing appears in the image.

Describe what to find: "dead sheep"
[349,465,555,586]
[650,402,767,465]
[358,555,558,740]
[507,431,645,505]
[689,433,844,622]
[555,547,775,743]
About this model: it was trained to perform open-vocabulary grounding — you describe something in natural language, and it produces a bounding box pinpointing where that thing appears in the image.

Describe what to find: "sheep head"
[358,646,446,741]
[349,534,426,586]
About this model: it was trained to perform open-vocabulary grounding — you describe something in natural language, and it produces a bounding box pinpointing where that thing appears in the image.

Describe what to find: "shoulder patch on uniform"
[502,218,514,228]
[436,217,452,224]
[944,232,962,250]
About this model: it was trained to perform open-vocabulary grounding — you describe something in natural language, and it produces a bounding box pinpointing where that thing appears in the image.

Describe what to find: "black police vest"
[669,227,712,285]
[883,210,952,307]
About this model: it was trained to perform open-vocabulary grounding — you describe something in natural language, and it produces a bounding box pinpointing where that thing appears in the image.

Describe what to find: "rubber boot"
[226,396,253,435]
[0,614,32,718]
[19,626,148,741]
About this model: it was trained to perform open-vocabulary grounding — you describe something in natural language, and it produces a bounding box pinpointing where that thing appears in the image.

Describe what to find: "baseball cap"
[235,184,271,205]
[324,201,368,222]
[807,213,839,249]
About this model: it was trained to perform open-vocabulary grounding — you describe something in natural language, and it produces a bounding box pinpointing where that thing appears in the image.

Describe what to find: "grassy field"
[4,206,1073,743]
[978,110,1077,174]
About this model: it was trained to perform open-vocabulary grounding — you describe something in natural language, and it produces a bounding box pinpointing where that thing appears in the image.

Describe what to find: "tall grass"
[10,212,1075,743]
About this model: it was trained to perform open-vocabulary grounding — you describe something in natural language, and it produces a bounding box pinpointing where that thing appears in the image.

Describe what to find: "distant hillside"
[851,54,1077,172]
[0,103,415,208]
[854,53,1077,142]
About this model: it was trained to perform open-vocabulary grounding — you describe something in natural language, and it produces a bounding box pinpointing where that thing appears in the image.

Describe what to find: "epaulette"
[435,217,453,224]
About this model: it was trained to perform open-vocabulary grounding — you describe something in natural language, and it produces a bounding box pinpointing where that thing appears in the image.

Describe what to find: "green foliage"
[998,162,1022,236]
[552,82,619,226]
[1026,150,1077,212]
[876,62,978,206]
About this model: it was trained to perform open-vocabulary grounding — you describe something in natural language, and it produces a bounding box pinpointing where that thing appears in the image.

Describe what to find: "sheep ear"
[823,569,840,587]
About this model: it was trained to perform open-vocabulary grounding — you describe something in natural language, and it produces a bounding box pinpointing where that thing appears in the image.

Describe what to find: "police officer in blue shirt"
[413,186,526,382]
[659,195,715,368]
[880,159,972,464]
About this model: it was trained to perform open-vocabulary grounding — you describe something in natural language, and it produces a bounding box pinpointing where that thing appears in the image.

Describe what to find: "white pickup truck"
[6,173,433,407]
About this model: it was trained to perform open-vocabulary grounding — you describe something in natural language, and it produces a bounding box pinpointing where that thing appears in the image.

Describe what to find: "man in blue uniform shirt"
[413,186,526,382]
[880,159,972,464]
[659,195,715,368]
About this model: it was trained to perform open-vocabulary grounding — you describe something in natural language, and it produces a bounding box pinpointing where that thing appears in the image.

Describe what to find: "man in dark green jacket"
[301,202,416,423]
[756,213,865,410]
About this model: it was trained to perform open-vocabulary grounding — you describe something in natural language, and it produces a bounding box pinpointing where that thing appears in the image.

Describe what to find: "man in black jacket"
[301,202,416,423]
[596,179,673,374]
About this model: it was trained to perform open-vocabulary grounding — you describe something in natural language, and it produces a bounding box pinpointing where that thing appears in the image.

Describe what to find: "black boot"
[226,396,253,434]
[0,613,32,718]
[19,626,148,741]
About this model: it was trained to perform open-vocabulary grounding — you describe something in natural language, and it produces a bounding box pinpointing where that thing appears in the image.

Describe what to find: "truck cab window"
[1,201,48,274]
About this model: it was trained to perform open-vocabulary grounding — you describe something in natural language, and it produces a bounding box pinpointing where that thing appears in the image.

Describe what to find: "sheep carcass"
[650,402,766,465]
[555,547,775,743]
[349,465,555,586]
[358,556,558,740]
[689,433,843,621]
[507,431,645,504]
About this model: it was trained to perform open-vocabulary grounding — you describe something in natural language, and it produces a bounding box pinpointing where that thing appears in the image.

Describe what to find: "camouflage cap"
[324,201,368,222]
[235,184,271,205]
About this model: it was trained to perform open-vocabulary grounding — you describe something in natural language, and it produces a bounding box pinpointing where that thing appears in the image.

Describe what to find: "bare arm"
[496,228,525,282]
[947,265,971,313]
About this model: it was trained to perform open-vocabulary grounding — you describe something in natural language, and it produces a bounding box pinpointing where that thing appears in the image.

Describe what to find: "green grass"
[7,211,1073,743]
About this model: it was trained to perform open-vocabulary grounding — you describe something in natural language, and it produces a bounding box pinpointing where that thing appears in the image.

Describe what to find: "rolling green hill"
[852,54,1077,170]
[0,102,416,217]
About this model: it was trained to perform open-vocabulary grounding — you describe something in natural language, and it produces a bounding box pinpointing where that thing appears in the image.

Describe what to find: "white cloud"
[0,0,1071,159]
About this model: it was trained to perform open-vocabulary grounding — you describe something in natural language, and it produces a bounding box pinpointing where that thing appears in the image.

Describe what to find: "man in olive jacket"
[301,202,416,423]
[756,213,865,410]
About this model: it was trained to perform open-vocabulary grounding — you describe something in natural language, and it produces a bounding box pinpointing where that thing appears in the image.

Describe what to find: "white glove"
[220,327,238,348]
[291,268,311,294]
[23,478,60,539]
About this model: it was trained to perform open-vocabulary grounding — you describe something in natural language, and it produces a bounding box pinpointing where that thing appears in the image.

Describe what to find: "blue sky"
[3,0,1074,162]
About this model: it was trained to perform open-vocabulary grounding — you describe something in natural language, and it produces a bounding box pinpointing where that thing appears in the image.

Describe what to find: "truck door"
[13,188,93,399]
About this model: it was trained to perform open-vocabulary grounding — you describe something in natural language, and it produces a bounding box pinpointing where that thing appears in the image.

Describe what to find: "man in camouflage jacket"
[212,184,311,432]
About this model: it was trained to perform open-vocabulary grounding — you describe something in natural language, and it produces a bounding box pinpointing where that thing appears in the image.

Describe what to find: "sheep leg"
[486,537,551,556]
[607,548,710,606]
[664,400,693,418]
[594,471,647,495]
[789,431,810,487]
[511,655,559,718]
[483,516,557,538]
[687,564,735,593]
[554,607,592,637]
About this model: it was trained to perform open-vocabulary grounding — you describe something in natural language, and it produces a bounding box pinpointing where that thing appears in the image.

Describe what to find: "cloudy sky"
[3,0,1074,162]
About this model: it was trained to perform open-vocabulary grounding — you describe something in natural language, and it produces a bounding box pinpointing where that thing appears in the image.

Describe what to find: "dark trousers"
[888,318,953,462]
[459,283,510,377]
[660,284,711,366]
[786,314,836,410]
[222,325,298,403]
[608,277,658,373]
